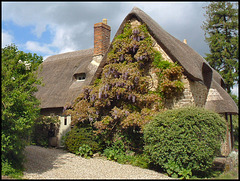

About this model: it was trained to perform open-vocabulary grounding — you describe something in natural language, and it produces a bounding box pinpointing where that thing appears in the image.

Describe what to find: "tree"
[202,2,239,93]
[1,44,43,175]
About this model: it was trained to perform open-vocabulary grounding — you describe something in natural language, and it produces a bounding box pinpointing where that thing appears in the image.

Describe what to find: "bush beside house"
[63,125,102,154]
[143,106,227,178]
[63,106,229,179]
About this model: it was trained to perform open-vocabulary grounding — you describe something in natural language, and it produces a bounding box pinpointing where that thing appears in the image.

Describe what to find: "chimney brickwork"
[88,19,111,74]
[94,19,111,56]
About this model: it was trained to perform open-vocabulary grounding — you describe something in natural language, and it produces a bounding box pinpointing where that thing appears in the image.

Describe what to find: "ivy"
[152,58,184,99]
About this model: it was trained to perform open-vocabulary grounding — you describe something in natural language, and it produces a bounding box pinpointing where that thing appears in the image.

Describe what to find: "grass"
[1,168,25,180]
[1,172,24,180]
[1,160,25,180]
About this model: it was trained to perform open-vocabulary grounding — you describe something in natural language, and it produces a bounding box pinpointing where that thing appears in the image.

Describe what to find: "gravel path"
[23,145,171,179]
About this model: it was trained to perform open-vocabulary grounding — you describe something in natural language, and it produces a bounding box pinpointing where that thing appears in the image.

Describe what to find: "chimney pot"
[183,39,187,44]
[102,19,107,24]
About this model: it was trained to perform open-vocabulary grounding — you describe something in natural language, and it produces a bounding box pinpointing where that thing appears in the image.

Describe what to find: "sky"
[1,1,238,96]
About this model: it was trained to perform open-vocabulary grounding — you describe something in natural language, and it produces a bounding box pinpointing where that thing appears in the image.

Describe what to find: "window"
[64,117,67,125]
[74,73,86,81]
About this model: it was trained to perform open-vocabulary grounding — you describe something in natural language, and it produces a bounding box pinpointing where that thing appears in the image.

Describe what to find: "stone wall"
[132,18,209,109]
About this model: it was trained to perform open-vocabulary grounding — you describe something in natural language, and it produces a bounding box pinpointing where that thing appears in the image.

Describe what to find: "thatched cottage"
[35,7,238,155]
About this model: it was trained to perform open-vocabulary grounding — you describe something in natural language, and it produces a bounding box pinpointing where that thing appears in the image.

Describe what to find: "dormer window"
[74,73,86,81]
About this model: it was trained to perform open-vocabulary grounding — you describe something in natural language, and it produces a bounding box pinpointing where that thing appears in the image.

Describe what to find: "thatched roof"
[35,7,237,114]
[91,7,238,114]
[35,48,94,109]
[205,79,238,114]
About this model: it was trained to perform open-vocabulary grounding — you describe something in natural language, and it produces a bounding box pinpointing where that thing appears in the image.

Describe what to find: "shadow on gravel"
[23,145,71,175]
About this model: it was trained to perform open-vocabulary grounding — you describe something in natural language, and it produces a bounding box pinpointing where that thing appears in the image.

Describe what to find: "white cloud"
[50,26,77,53]
[1,2,211,57]
[2,2,128,55]
[24,22,88,56]
[1,30,14,48]
[49,23,88,54]
[25,41,54,55]
[32,23,47,38]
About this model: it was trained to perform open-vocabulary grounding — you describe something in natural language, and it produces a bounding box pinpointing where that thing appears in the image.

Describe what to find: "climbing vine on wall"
[152,59,184,99]
[65,21,184,148]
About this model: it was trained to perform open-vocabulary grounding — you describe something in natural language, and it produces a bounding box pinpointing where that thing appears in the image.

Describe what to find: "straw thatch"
[205,79,238,114]
[91,7,238,114]
[36,7,237,115]
[35,48,94,109]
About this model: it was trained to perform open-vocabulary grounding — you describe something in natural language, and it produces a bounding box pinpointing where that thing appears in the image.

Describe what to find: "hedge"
[143,106,226,178]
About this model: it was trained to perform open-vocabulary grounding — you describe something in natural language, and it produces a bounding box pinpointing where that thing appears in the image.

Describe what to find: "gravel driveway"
[23,145,171,179]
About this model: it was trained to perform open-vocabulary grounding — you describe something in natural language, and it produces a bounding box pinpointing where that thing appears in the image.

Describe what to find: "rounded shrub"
[65,126,102,154]
[143,106,226,178]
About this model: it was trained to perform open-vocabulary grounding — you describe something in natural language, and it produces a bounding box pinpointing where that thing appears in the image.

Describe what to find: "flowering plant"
[65,22,184,150]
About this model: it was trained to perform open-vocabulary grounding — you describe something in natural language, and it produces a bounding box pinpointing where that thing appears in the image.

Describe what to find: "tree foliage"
[202,2,239,93]
[1,44,42,173]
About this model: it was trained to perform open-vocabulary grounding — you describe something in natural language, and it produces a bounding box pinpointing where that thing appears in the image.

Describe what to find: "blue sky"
[1,1,238,96]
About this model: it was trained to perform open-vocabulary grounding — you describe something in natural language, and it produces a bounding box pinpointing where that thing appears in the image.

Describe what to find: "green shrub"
[76,144,93,158]
[143,106,227,178]
[104,147,123,161]
[130,154,150,169]
[2,161,16,176]
[103,148,150,168]
[103,138,126,161]
[65,126,101,154]
[232,114,239,149]
[1,160,23,178]
[103,137,150,168]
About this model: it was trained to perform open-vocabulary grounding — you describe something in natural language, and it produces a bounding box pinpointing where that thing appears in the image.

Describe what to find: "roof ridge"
[131,6,141,12]
[44,48,94,63]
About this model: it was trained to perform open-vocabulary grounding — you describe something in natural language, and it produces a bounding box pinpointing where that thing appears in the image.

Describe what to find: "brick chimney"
[94,19,111,57]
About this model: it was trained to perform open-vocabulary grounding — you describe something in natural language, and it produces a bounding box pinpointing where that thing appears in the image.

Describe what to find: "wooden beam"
[225,112,228,121]
[229,114,234,150]
[224,112,231,154]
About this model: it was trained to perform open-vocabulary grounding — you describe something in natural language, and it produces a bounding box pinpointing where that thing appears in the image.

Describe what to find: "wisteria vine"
[65,21,184,146]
